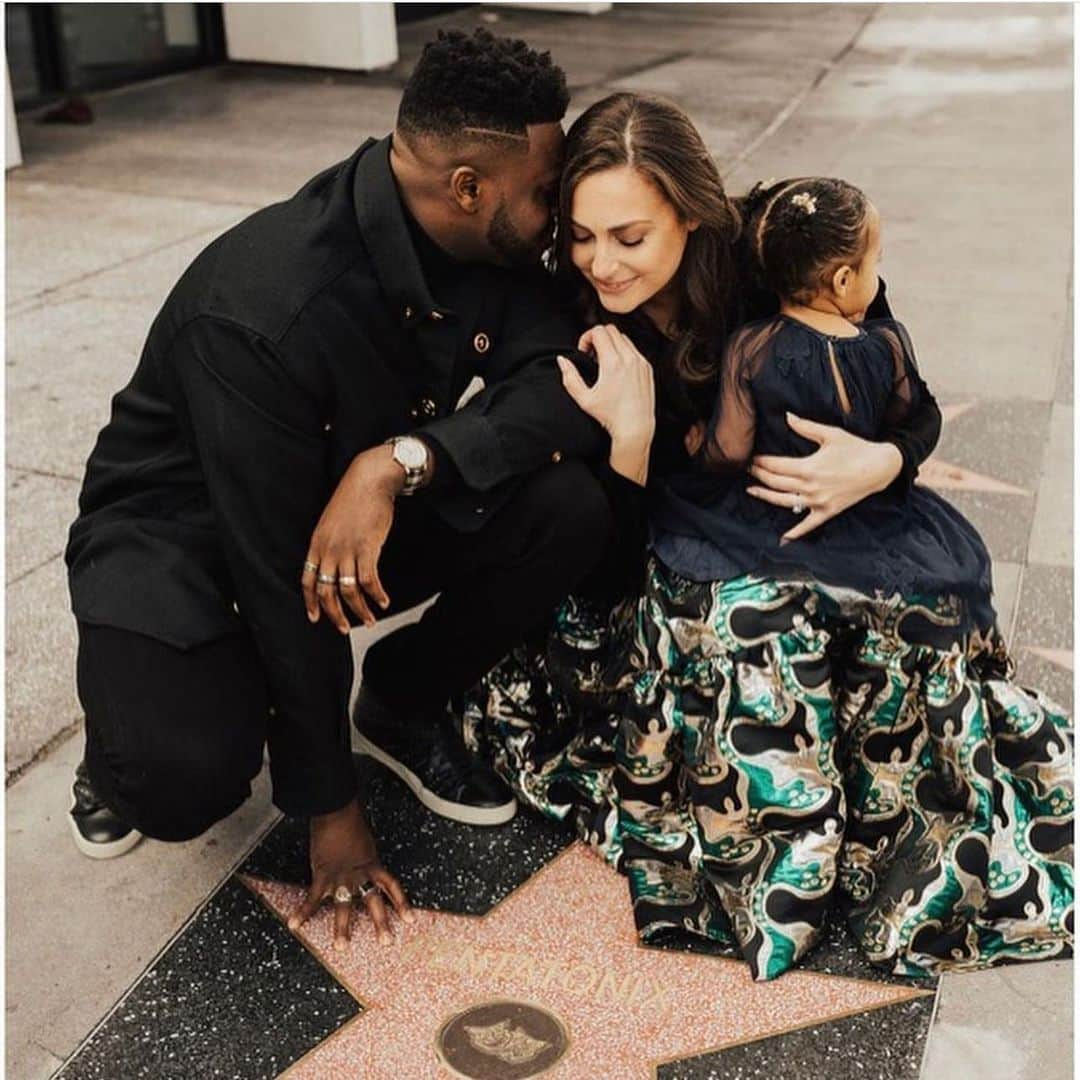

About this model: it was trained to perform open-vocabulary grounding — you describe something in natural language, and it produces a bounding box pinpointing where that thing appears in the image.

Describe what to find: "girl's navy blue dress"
[650,315,995,628]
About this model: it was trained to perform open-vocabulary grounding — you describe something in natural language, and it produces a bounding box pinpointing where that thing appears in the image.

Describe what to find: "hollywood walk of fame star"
[917,402,1030,495]
[244,845,930,1079]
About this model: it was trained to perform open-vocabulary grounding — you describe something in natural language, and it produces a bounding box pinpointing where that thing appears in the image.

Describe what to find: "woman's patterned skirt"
[463,557,1074,982]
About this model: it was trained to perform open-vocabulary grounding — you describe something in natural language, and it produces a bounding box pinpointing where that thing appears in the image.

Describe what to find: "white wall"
[488,2,612,12]
[6,61,22,170]
[222,3,398,71]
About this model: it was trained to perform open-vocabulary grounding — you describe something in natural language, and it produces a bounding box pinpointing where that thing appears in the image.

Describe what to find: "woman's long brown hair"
[553,92,743,387]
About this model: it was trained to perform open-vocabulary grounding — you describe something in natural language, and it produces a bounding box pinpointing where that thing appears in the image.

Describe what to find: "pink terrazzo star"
[244,845,930,1079]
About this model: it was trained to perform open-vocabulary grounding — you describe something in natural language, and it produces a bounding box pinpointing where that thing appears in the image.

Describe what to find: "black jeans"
[77,461,613,839]
[363,461,614,714]
[77,622,271,842]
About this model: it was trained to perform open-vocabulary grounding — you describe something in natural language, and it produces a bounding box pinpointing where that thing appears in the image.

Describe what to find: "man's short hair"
[397,28,569,144]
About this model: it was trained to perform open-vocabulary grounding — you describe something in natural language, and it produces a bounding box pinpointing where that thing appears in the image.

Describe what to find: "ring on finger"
[317,572,337,585]
[338,575,357,587]
[791,497,806,515]
[303,561,319,574]
[355,881,376,900]
[332,885,354,905]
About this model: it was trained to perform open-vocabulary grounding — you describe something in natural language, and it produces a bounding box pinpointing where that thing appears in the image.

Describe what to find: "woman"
[466,92,1072,980]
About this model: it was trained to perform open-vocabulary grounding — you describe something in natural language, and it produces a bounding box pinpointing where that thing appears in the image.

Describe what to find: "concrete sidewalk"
[6,4,1072,1078]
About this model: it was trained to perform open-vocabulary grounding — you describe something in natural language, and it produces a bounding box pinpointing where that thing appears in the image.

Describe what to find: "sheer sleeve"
[699,324,763,474]
[878,320,922,429]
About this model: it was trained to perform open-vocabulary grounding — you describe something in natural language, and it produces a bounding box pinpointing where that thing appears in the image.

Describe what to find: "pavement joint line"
[7,551,65,589]
[917,977,946,1079]
[8,172,263,215]
[590,49,693,92]
[8,288,172,320]
[7,220,251,311]
[29,1038,64,1065]
[15,63,232,120]
[50,803,285,1073]
[721,3,882,178]
[6,464,81,482]
[5,717,82,789]
[1007,562,1026,647]
[7,292,86,319]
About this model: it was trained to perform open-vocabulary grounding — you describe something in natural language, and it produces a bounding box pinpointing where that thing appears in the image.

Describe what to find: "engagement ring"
[317,572,337,585]
[333,885,354,905]
[791,499,806,515]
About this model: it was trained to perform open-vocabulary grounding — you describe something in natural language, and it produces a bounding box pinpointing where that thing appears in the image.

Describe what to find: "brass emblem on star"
[436,1000,569,1079]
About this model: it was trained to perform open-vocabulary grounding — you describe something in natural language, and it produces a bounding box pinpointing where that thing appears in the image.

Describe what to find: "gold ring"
[333,885,354,905]
[303,561,318,574]
[338,576,357,586]
[317,573,337,585]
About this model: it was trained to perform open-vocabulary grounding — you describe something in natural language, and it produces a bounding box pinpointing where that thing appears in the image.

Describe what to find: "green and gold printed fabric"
[464,559,1074,981]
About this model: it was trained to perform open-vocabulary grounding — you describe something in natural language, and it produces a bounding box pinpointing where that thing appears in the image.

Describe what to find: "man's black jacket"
[66,135,605,817]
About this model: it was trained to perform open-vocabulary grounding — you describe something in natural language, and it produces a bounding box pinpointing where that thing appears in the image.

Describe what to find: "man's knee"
[520,461,614,548]
[88,739,258,842]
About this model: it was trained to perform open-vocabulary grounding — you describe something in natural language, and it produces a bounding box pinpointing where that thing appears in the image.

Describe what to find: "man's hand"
[288,797,414,949]
[302,444,404,633]
[746,412,903,542]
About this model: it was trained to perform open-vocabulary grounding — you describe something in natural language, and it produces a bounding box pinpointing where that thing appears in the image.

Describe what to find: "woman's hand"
[746,413,903,542]
[288,797,414,949]
[556,324,655,485]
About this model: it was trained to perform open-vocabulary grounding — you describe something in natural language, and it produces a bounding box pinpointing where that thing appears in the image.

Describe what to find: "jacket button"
[430,311,444,321]
[324,422,332,432]
[404,306,413,320]
[551,450,562,463]
[420,397,437,418]
[474,506,486,515]
[409,407,419,420]
[473,332,491,354]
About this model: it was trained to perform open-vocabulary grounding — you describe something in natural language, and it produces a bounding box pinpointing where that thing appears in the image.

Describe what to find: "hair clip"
[791,192,817,215]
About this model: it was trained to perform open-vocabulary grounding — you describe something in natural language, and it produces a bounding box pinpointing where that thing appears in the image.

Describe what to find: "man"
[66,29,613,945]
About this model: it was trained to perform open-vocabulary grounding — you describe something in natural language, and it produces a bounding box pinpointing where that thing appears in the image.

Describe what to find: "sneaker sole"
[353,732,517,827]
[68,809,144,860]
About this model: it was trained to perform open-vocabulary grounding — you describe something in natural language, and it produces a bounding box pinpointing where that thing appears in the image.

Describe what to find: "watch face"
[396,438,428,470]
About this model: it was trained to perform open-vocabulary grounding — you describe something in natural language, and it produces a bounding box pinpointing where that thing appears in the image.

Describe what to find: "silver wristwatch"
[386,435,430,495]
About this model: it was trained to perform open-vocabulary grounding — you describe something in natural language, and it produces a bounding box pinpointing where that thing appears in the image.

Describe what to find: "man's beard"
[487,201,549,268]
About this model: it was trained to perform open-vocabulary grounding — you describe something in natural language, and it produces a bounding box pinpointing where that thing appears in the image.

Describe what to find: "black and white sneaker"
[69,760,143,859]
[352,687,517,826]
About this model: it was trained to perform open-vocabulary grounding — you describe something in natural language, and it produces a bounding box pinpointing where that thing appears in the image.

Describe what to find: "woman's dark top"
[649,315,992,627]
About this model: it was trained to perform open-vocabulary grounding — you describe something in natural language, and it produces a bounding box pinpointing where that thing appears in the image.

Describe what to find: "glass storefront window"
[5,5,43,103]
[6,3,223,109]
[56,4,204,90]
